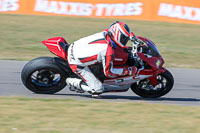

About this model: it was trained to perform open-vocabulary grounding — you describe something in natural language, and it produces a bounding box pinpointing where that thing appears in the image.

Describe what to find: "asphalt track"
[0,60,200,106]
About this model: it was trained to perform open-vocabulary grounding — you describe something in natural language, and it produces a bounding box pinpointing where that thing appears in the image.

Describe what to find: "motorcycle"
[21,36,174,98]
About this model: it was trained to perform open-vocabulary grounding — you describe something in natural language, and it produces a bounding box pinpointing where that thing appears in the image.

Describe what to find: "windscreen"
[141,39,161,57]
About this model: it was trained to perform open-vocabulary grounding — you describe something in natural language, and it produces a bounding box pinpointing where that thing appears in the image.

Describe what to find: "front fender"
[148,67,167,86]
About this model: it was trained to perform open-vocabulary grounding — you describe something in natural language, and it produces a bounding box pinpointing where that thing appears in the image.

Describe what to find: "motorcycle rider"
[67,21,139,97]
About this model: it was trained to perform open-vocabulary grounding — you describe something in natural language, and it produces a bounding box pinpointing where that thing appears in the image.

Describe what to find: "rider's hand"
[136,38,144,46]
[130,32,136,41]
[130,32,144,46]
[122,67,138,76]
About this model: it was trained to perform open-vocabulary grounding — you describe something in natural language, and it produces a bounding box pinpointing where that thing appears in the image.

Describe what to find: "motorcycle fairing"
[137,53,166,86]
[103,74,152,92]
[42,37,69,60]
[113,36,166,87]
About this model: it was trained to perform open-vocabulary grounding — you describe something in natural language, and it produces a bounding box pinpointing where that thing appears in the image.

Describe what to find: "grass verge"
[0,14,200,68]
[0,97,200,133]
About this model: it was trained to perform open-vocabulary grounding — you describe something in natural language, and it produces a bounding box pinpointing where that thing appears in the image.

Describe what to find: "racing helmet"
[108,21,130,48]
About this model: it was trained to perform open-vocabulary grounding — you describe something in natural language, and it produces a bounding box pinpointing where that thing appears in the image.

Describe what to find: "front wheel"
[21,57,67,94]
[131,69,174,98]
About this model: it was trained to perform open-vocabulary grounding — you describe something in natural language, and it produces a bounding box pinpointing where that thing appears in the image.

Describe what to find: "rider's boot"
[66,78,104,97]
[66,78,85,93]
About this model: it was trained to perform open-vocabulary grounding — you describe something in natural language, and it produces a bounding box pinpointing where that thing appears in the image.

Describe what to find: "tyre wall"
[0,0,200,24]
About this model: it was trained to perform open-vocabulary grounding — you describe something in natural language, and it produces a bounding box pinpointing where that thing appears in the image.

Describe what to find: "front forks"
[148,67,167,86]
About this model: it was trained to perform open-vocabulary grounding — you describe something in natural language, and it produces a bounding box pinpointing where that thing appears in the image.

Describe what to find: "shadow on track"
[102,95,200,102]
[51,93,200,102]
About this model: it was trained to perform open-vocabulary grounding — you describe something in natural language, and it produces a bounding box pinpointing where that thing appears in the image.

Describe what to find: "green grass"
[0,97,200,133]
[0,13,200,68]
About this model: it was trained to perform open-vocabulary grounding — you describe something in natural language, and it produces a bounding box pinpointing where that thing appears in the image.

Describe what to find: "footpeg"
[91,93,101,98]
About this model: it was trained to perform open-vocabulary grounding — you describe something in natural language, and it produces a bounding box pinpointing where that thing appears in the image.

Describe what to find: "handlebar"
[130,37,144,46]
[131,38,144,66]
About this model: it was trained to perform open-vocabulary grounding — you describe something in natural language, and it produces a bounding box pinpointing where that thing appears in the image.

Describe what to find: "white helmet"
[108,21,130,48]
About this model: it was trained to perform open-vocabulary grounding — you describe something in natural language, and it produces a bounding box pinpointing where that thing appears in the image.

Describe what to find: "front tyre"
[21,57,67,94]
[131,69,174,98]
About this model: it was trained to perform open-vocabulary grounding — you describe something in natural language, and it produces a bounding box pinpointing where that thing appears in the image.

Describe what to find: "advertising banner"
[0,0,200,24]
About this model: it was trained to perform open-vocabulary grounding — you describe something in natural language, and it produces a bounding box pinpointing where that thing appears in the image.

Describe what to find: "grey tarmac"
[0,60,200,106]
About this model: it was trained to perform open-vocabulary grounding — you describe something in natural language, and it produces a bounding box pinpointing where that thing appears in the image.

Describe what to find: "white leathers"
[67,30,127,93]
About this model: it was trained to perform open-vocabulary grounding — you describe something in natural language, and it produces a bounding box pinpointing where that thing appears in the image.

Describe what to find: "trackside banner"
[0,0,200,24]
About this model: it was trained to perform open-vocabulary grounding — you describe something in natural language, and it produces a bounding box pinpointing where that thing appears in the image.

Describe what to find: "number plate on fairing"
[115,76,139,86]
[103,75,152,91]
[104,76,137,86]
[116,79,124,83]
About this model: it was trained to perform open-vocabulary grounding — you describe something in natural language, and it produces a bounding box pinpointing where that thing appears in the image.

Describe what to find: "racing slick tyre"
[21,57,67,94]
[131,69,174,98]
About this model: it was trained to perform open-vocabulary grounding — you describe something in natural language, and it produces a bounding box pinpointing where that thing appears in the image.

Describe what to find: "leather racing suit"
[67,30,133,93]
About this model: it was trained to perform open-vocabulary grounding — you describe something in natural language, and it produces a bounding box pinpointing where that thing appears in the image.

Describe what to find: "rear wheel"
[131,69,174,98]
[21,57,67,94]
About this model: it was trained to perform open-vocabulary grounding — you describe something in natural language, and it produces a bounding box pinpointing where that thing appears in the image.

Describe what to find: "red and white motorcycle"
[21,36,174,98]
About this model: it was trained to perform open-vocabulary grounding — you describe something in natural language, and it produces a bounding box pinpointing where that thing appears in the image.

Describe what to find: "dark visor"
[120,31,129,46]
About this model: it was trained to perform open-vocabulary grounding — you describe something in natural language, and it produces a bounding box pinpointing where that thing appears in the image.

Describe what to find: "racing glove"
[130,32,136,41]
[130,32,144,46]
[122,67,138,76]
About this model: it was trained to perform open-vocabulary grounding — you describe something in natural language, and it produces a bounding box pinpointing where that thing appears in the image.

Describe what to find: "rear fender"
[42,37,69,60]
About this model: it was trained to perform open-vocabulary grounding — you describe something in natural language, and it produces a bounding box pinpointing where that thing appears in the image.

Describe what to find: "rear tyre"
[131,69,174,98]
[21,57,67,94]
